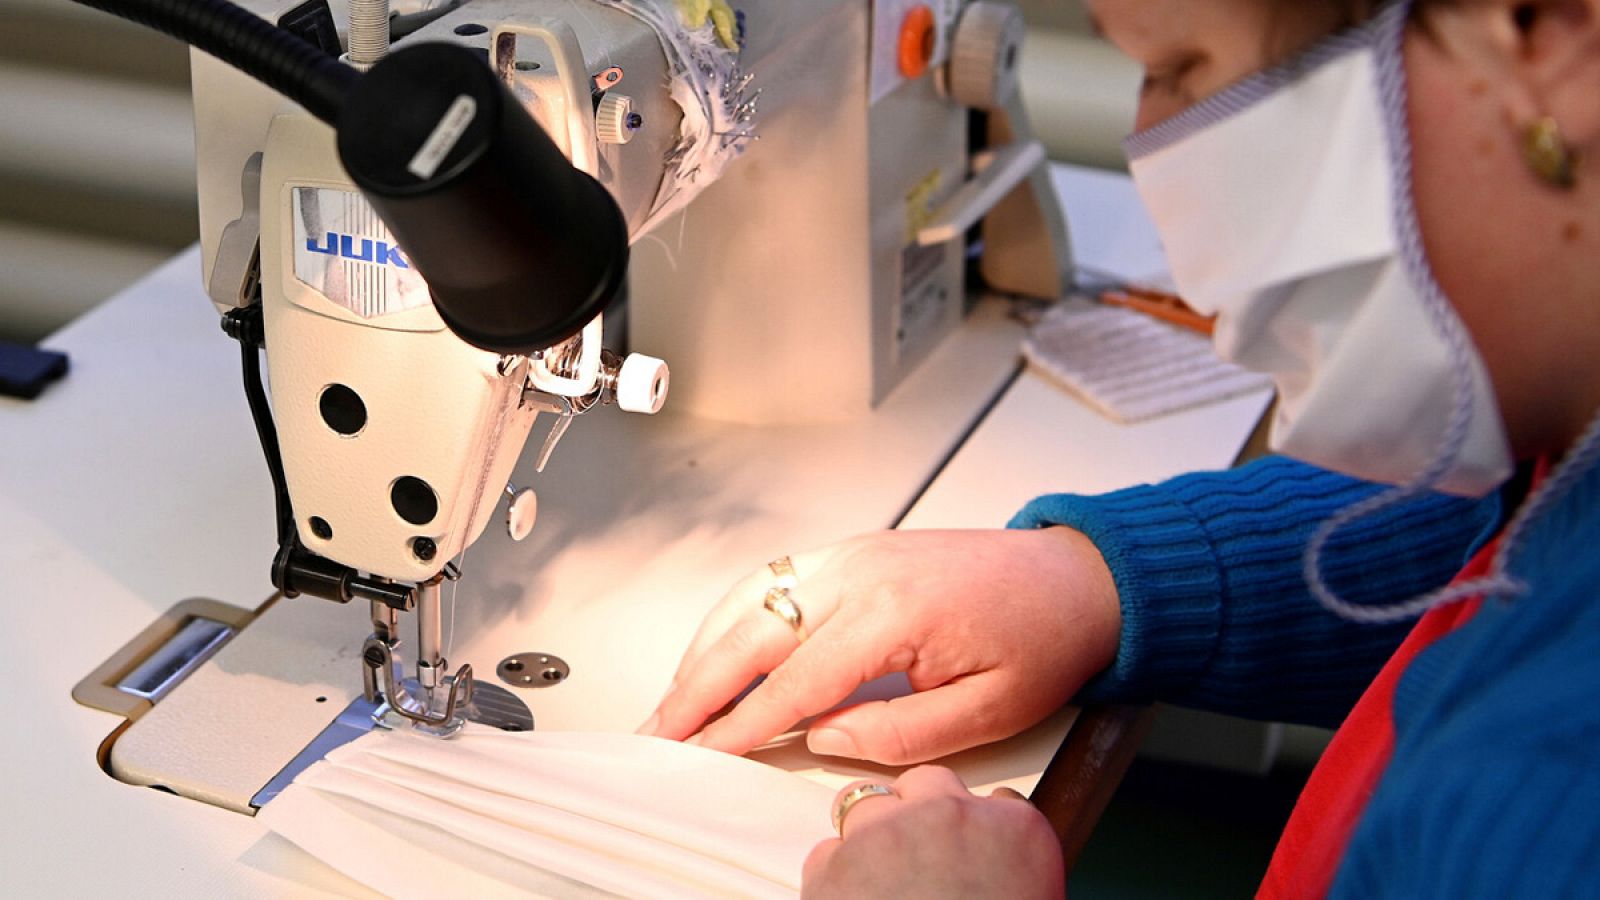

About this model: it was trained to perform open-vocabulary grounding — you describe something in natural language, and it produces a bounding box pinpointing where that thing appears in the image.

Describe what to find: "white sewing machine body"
[83,0,1073,819]
[188,0,1064,572]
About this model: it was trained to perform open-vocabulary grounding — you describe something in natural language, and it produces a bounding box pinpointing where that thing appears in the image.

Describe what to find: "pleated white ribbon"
[258,726,836,898]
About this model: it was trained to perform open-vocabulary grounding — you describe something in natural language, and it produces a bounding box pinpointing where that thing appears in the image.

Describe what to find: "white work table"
[0,165,1269,896]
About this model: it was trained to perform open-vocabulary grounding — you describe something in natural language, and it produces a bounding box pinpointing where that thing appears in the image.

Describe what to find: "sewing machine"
[68,0,1071,817]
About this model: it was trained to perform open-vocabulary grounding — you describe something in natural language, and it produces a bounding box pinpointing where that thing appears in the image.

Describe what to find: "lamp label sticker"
[291,187,431,319]
[407,95,478,180]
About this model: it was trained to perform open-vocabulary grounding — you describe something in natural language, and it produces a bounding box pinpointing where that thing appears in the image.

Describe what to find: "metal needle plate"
[462,680,535,732]
[251,683,534,809]
[498,652,570,688]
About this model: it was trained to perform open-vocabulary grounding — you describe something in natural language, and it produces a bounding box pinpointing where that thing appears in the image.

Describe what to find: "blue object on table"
[0,341,69,400]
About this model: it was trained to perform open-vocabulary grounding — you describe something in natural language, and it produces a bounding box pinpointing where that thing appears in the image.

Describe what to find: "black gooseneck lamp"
[67,0,631,606]
[71,0,630,356]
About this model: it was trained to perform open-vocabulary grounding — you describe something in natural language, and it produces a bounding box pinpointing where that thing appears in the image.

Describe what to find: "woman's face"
[1087,0,1357,130]
[1088,0,1600,456]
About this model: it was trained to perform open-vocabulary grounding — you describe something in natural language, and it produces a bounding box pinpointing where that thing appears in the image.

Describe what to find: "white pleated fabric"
[257,726,836,899]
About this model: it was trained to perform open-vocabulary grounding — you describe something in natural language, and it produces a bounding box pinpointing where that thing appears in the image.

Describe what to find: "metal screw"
[413,537,438,561]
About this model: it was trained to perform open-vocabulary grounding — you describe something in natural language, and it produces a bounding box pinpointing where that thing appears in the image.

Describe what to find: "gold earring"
[1522,116,1578,190]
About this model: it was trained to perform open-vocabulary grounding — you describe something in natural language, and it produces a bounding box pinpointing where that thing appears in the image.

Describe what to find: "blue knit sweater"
[1011,455,1600,896]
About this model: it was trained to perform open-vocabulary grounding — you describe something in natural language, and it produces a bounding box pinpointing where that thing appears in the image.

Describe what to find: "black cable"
[243,341,296,548]
[69,0,357,124]
[224,308,296,548]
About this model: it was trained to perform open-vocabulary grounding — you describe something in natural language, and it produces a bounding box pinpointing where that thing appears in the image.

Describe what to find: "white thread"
[445,544,465,663]
[634,231,680,273]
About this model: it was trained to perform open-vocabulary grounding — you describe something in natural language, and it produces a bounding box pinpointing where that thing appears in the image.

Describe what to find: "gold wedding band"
[763,587,807,642]
[768,555,799,589]
[833,781,898,837]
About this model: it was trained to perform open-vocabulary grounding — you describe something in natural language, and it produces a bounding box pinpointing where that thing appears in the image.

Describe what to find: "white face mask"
[1125,4,1513,499]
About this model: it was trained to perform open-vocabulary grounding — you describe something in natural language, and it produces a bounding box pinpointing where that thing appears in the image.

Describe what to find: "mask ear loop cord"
[1302,0,1528,624]
[1298,371,1521,624]
[1301,208,1524,622]
[1305,404,1600,624]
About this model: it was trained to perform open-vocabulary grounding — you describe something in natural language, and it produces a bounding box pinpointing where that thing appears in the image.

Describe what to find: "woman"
[642,0,1600,894]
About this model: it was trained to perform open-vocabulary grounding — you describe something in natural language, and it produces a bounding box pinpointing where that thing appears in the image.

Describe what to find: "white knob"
[506,488,538,542]
[596,93,639,145]
[948,2,1026,111]
[616,353,669,415]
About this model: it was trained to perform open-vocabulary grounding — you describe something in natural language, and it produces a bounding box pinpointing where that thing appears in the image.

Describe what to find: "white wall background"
[0,0,196,343]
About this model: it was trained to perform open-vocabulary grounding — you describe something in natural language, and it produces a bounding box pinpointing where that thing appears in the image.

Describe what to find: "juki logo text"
[306,232,411,269]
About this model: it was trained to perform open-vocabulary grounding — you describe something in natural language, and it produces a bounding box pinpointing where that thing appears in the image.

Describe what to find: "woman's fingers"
[640,552,837,738]
[804,767,1061,898]
[672,542,861,684]
[684,617,891,754]
[663,573,782,695]
[672,568,778,677]
[801,837,842,887]
[803,677,1003,765]
[647,528,1118,760]
[831,767,970,836]
[642,610,801,739]
[889,765,971,799]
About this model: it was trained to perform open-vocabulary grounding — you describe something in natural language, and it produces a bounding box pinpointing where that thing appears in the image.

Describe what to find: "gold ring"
[763,587,807,642]
[768,555,798,589]
[832,781,898,836]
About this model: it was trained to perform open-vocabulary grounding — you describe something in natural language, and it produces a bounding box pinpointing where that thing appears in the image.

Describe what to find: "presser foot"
[372,675,536,737]
[362,636,475,737]
[252,677,533,809]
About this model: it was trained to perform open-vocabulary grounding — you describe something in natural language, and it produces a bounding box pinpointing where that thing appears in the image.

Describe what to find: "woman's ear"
[1494,0,1600,148]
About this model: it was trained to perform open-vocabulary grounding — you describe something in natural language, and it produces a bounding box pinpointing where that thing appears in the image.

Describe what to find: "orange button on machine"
[898,5,938,79]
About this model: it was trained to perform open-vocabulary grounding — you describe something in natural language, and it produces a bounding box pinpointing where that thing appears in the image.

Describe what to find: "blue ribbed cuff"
[1010,486,1225,704]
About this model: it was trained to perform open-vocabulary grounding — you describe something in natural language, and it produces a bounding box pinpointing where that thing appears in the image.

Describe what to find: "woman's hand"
[803,767,1064,899]
[638,527,1122,765]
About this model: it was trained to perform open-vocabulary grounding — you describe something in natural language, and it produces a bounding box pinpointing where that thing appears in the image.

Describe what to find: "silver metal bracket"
[362,637,475,736]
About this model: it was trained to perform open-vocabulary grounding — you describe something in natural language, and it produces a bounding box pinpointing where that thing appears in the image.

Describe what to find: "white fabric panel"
[259,727,837,899]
